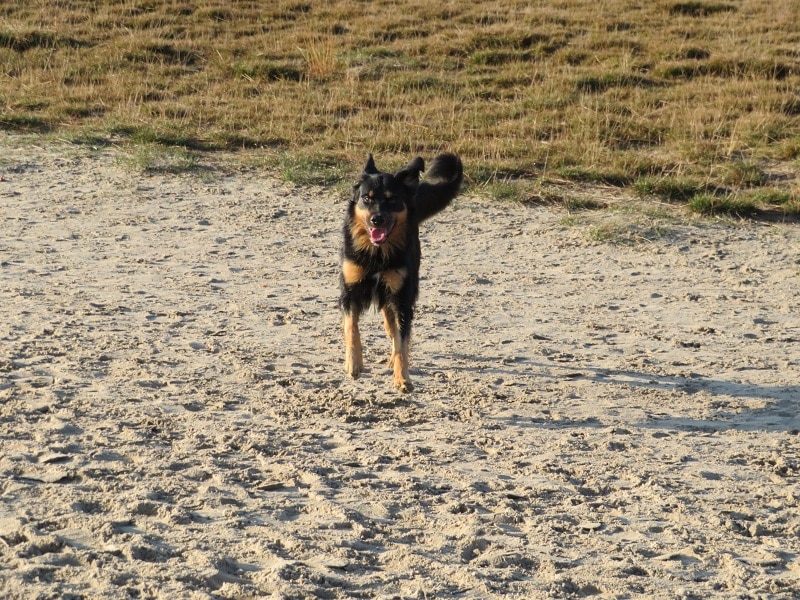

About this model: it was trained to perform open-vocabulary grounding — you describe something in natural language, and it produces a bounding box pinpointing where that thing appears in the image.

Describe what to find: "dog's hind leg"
[343,311,363,379]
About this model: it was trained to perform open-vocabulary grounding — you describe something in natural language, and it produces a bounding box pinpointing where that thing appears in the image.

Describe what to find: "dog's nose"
[370,213,385,226]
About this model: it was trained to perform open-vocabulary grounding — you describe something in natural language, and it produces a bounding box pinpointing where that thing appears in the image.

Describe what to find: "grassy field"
[1,0,798,215]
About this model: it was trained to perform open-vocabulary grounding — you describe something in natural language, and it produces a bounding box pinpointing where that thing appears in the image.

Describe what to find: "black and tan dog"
[339,152,463,392]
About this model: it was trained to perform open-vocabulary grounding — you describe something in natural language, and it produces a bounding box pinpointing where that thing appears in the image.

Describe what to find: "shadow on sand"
[441,353,800,433]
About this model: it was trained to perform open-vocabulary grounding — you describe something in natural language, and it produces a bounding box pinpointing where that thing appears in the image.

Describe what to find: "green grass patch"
[720,161,768,188]
[688,193,759,218]
[266,152,351,187]
[743,188,800,216]
[482,181,531,204]
[556,167,632,187]
[120,144,206,175]
[633,176,710,202]
[0,114,53,133]
[563,196,608,211]
[587,220,671,245]
[746,188,794,206]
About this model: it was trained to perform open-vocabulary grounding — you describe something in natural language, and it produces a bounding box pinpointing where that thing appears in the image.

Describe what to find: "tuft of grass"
[688,193,759,218]
[482,180,531,204]
[587,220,671,245]
[744,188,800,216]
[633,176,710,202]
[556,167,631,187]
[587,222,630,244]
[669,2,737,17]
[119,144,206,175]
[300,36,341,81]
[575,73,661,94]
[720,161,768,188]
[747,188,793,206]
[265,152,350,187]
[564,196,608,211]
[0,114,53,133]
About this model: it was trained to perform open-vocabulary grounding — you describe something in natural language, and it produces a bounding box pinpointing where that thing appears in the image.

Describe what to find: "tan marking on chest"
[342,259,367,285]
[381,267,408,295]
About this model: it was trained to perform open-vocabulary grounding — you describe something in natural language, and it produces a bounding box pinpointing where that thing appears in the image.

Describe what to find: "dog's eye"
[361,194,373,205]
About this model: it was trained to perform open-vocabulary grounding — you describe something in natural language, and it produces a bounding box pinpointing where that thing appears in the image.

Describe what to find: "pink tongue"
[370,227,388,244]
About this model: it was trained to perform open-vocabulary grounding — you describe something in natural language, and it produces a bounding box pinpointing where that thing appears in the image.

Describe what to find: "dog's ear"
[353,154,378,202]
[351,181,361,201]
[394,156,425,189]
[363,154,379,176]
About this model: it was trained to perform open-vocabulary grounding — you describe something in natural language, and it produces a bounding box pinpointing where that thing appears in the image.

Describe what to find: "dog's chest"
[363,267,407,304]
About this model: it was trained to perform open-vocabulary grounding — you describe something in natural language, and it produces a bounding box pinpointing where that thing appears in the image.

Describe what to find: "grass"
[264,152,351,187]
[688,193,761,218]
[0,0,798,215]
[587,218,673,245]
[119,143,205,174]
[633,176,711,202]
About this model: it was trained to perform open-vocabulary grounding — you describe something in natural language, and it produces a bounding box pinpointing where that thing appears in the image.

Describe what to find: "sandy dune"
[1,139,799,599]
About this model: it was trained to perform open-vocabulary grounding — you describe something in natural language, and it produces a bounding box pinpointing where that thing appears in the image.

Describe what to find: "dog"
[339,152,463,392]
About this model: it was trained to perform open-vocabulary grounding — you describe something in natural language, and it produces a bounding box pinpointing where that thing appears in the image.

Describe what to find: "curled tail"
[414,153,463,223]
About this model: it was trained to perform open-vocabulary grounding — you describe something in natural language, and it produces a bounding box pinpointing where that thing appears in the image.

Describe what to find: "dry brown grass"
[1,0,798,212]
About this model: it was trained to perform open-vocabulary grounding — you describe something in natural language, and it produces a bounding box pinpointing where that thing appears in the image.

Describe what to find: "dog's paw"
[394,377,414,394]
[345,355,363,380]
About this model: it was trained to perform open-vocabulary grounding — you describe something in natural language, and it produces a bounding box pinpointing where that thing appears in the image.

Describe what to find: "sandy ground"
[1,138,799,599]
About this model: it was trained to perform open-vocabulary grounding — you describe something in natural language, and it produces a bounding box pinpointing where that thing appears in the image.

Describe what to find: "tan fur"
[381,306,412,392]
[382,305,400,367]
[343,312,363,379]
[382,267,407,295]
[350,208,376,255]
[341,259,366,286]
[393,336,412,393]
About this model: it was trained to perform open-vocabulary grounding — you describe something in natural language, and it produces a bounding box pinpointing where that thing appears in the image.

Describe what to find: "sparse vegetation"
[633,176,711,202]
[688,193,760,218]
[0,0,797,215]
[119,143,203,174]
[587,219,671,245]
[744,188,800,216]
[482,180,532,205]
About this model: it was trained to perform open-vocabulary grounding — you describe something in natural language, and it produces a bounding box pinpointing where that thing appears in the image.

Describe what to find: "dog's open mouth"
[368,226,391,245]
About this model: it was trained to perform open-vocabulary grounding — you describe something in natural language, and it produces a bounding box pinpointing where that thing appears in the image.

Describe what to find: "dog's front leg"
[393,335,413,393]
[343,310,363,379]
[383,303,412,393]
[392,303,414,393]
[382,305,400,369]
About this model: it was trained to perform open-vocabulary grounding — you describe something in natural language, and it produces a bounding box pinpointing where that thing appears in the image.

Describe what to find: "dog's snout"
[370,213,386,226]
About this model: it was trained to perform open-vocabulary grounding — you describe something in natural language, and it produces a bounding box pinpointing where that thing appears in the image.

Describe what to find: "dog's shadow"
[436,352,800,433]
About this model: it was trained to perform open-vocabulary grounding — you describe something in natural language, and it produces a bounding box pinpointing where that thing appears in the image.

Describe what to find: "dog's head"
[350,154,424,248]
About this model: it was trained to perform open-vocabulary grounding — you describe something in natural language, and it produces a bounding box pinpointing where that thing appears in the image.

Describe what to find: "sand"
[1,138,799,599]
